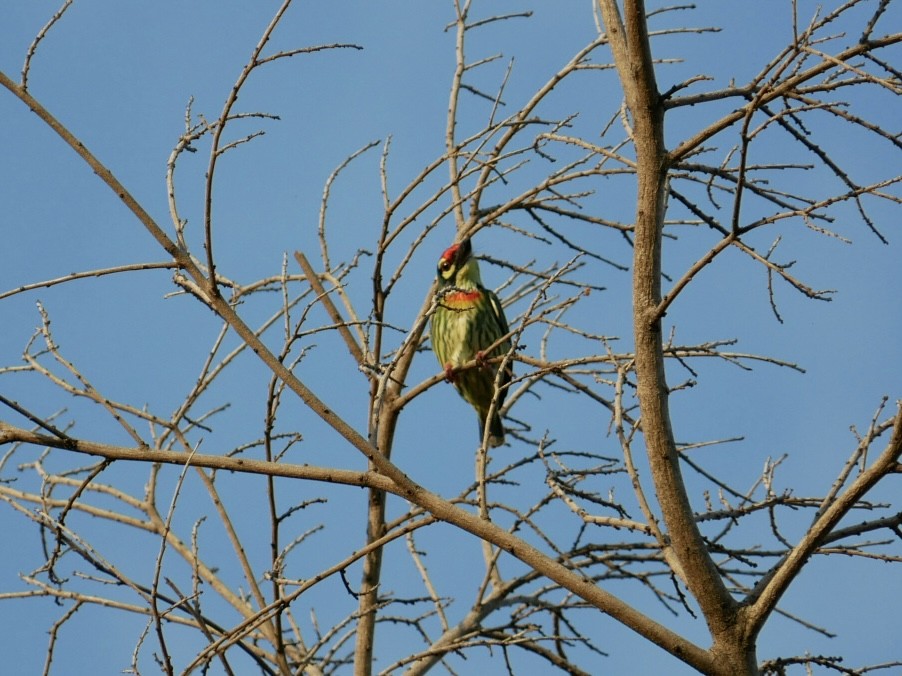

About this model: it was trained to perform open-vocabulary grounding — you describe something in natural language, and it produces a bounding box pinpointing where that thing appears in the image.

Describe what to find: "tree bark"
[596,2,757,673]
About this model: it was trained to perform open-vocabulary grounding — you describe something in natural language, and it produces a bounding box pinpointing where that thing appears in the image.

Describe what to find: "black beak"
[457,238,472,263]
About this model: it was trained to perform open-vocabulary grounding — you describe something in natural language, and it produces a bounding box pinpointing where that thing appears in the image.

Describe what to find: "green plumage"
[431,238,513,447]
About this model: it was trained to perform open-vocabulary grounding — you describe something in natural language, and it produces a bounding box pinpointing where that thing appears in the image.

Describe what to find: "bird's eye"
[439,260,451,272]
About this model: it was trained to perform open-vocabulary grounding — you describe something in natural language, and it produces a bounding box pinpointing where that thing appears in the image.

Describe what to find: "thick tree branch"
[744,405,902,636]
[596,1,748,671]
[0,423,394,491]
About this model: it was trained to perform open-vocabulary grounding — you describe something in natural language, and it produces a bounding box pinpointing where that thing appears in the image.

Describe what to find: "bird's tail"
[479,410,505,447]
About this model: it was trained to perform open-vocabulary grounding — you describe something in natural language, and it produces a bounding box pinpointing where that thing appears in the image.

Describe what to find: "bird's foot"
[443,363,457,383]
[475,351,490,370]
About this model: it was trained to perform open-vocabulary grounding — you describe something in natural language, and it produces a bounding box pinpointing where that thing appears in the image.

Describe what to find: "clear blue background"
[1,1,899,674]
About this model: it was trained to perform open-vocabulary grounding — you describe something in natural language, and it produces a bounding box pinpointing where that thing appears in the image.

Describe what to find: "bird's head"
[436,238,482,289]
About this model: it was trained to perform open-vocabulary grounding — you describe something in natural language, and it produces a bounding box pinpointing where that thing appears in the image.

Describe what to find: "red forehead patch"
[440,243,460,262]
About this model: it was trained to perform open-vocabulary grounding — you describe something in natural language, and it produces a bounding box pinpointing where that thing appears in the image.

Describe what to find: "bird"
[430,238,513,447]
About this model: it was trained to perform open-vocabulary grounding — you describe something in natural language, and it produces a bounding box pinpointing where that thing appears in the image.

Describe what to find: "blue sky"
[1,1,900,674]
